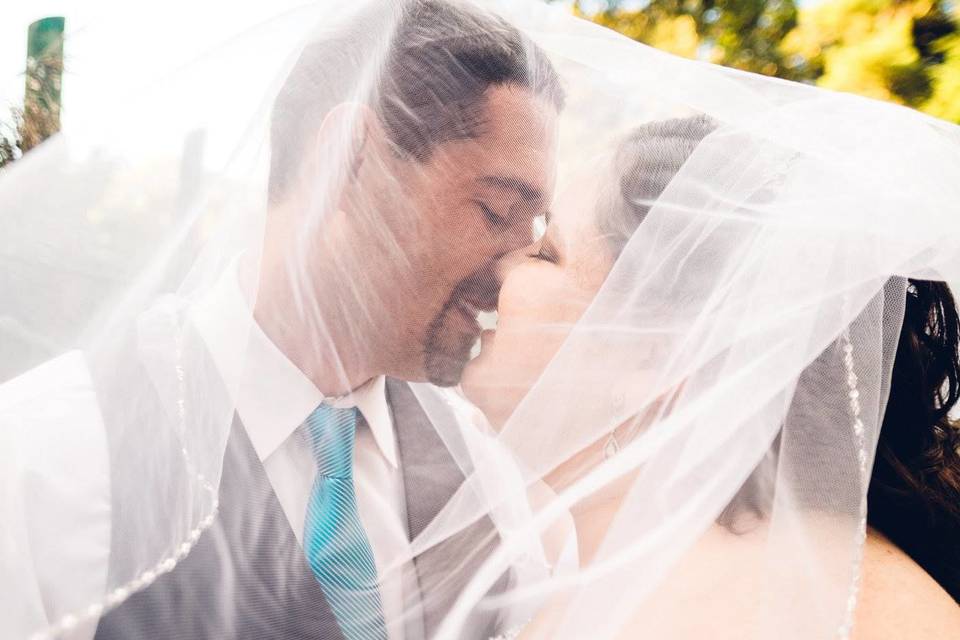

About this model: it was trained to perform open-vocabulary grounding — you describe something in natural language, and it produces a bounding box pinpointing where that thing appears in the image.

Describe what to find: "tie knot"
[304,404,358,478]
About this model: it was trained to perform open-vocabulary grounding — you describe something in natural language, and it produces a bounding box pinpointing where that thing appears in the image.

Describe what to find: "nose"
[494,215,537,257]
[492,244,531,294]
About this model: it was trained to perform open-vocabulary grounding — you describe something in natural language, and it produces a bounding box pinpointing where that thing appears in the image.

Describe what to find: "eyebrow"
[478,175,544,203]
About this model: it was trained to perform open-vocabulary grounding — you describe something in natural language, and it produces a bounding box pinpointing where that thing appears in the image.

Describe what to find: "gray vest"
[93,378,509,640]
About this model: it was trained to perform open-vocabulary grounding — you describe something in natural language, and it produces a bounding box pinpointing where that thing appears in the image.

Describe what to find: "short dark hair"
[268,0,564,203]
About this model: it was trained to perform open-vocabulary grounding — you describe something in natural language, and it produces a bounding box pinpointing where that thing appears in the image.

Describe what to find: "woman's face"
[460,190,615,429]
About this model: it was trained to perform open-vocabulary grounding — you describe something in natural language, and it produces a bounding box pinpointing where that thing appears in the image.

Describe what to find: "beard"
[423,269,499,387]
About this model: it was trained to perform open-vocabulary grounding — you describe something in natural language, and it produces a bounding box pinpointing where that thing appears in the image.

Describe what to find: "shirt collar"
[330,376,398,468]
[189,255,397,468]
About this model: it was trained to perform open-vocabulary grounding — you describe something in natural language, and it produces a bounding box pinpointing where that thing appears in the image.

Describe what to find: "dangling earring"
[605,392,626,459]
[603,431,620,459]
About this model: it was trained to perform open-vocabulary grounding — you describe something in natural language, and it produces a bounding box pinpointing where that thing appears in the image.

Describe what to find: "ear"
[314,102,387,180]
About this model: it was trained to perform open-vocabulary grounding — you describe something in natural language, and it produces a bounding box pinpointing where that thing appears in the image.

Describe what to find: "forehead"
[426,84,559,194]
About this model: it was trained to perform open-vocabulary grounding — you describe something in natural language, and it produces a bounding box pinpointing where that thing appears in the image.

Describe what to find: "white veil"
[2,1,959,639]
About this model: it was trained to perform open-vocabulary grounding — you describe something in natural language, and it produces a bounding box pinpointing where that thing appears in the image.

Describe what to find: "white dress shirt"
[0,258,568,640]
[190,259,413,640]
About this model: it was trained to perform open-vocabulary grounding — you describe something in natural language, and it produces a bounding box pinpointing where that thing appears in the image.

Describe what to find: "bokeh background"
[562,0,959,122]
[1,0,958,169]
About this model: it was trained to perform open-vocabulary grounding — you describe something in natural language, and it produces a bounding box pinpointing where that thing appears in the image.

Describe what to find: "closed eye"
[474,200,507,229]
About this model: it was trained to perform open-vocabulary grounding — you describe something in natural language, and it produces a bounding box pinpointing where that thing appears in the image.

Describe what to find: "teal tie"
[303,404,387,640]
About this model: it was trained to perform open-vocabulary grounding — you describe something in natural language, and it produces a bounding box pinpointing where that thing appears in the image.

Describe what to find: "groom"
[94,1,562,639]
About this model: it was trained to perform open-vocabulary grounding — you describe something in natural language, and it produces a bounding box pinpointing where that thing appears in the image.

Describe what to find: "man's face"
[360,84,559,385]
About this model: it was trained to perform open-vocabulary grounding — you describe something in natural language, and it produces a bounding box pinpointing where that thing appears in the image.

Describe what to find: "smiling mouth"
[459,293,497,315]
[455,299,484,334]
[444,270,501,358]
[453,296,501,365]
[456,292,498,328]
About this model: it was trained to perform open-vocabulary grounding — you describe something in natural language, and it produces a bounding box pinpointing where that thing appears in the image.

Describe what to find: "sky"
[1,0,825,136]
[0,0,308,133]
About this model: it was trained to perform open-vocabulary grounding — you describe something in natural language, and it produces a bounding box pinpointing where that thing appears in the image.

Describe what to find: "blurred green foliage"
[572,0,960,123]
[576,0,804,78]
[1,18,64,169]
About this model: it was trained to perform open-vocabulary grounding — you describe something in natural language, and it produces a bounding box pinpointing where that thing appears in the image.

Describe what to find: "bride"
[457,115,960,637]
[3,1,960,639]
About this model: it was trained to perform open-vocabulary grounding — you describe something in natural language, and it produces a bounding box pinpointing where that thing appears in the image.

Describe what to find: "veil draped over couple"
[3,0,960,638]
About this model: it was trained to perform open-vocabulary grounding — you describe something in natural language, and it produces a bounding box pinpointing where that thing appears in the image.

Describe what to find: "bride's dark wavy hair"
[605,115,960,602]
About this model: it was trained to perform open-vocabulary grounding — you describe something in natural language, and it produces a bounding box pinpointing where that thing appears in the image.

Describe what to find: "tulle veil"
[2,1,959,639]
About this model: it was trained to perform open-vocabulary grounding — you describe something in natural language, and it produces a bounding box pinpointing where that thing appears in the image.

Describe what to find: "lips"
[456,290,498,329]
[450,299,477,334]
[458,298,483,319]
[446,270,501,355]
[479,328,496,350]
[459,293,498,315]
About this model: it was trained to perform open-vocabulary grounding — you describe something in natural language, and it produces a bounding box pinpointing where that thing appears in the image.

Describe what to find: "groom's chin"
[424,348,472,387]
[423,329,477,387]
[423,307,482,386]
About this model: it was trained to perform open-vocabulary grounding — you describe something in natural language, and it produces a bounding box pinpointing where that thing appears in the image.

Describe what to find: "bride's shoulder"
[853,529,960,639]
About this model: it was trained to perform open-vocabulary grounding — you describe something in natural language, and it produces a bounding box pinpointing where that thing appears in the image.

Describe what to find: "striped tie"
[303,404,387,640]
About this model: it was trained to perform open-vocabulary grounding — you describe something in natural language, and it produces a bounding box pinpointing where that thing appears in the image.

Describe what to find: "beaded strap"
[835,325,870,640]
[489,619,531,640]
[30,332,220,640]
